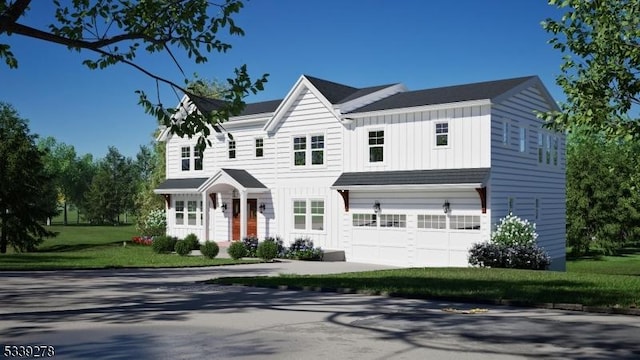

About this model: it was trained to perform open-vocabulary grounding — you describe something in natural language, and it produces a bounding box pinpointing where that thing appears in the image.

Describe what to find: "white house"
[154,75,566,270]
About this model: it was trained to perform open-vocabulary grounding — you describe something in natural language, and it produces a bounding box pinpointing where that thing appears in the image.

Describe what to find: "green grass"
[0,224,256,270]
[209,267,640,308]
[567,247,640,276]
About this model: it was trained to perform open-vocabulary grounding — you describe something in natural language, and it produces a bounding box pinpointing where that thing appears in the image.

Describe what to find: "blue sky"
[0,1,565,159]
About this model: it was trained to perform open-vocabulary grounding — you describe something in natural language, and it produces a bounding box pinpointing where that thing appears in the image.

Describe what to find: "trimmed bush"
[152,235,173,254]
[200,241,220,259]
[286,237,323,261]
[137,209,166,237]
[242,236,259,257]
[184,233,200,250]
[491,213,537,247]
[257,239,278,261]
[263,236,286,258]
[227,241,247,260]
[174,240,192,256]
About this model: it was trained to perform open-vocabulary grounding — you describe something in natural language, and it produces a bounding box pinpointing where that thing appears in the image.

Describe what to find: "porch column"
[202,191,209,241]
[240,189,248,240]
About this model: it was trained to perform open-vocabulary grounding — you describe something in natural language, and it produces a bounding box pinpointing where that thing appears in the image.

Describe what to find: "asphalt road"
[1,262,639,360]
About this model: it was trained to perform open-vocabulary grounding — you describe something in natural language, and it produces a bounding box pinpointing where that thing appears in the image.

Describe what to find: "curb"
[212,280,640,316]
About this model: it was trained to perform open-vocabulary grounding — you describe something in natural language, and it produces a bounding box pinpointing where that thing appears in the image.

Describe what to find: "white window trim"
[228,139,236,159]
[365,126,386,164]
[291,198,325,232]
[255,137,264,158]
[175,200,185,226]
[290,133,327,169]
[181,146,191,171]
[433,120,450,149]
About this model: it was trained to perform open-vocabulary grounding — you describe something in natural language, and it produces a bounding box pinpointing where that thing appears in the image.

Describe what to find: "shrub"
[286,237,323,261]
[184,233,200,250]
[137,209,166,237]
[174,240,192,256]
[468,242,505,268]
[152,235,173,254]
[491,213,538,247]
[264,236,286,258]
[200,241,220,259]
[503,245,551,270]
[227,241,247,260]
[256,239,278,261]
[242,236,259,257]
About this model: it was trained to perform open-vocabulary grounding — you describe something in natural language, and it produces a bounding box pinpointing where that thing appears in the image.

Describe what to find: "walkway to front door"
[232,198,257,240]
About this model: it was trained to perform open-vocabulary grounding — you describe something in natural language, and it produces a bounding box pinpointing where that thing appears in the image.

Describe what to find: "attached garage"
[332,168,490,267]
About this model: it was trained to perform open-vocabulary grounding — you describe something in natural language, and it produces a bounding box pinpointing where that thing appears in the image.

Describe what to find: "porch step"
[322,250,346,262]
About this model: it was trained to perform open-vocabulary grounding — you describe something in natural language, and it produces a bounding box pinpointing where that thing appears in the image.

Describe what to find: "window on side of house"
[255,138,264,158]
[519,127,527,153]
[311,135,324,165]
[537,132,544,163]
[508,197,514,214]
[310,200,324,230]
[368,130,384,162]
[502,121,510,146]
[187,200,197,225]
[194,148,203,170]
[175,200,185,225]
[293,136,306,166]
[417,214,446,229]
[535,198,540,221]
[449,215,481,230]
[379,214,407,228]
[352,213,377,227]
[546,134,551,164]
[228,140,236,159]
[553,136,559,166]
[435,122,449,147]
[181,146,190,171]
[293,200,306,230]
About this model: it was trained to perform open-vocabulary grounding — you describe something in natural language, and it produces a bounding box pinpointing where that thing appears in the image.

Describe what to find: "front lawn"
[0,225,256,270]
[209,267,640,309]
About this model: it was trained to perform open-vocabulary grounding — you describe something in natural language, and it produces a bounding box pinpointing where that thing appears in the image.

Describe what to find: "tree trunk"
[46,217,51,226]
[77,209,80,224]
[63,200,68,225]
[0,211,7,254]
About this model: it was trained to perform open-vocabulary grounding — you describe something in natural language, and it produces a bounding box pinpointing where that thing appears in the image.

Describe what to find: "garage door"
[350,213,481,267]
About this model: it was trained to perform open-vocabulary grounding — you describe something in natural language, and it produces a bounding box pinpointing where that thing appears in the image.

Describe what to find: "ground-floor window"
[293,199,325,231]
[450,215,481,230]
[417,214,446,229]
[352,213,377,227]
[187,200,197,225]
[175,200,185,225]
[379,214,406,228]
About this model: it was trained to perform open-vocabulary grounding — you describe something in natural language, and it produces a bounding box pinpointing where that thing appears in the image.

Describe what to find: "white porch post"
[240,189,247,240]
[202,192,209,241]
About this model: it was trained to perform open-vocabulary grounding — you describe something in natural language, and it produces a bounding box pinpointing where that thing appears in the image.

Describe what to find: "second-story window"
[194,148,203,170]
[181,146,190,171]
[537,132,544,163]
[435,122,448,147]
[293,136,306,166]
[311,135,324,165]
[228,140,236,159]
[368,130,384,162]
[519,127,527,153]
[255,138,264,158]
[502,121,510,146]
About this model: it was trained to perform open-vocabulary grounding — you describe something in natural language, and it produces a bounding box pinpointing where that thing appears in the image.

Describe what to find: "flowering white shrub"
[491,213,538,247]
[138,209,166,237]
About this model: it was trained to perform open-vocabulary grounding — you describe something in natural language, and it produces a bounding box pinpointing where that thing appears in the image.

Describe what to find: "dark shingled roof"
[305,75,397,105]
[221,168,267,188]
[348,76,535,113]
[239,99,282,116]
[332,168,490,187]
[156,178,209,190]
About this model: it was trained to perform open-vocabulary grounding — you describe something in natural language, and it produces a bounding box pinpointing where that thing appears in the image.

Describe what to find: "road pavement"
[1,261,639,359]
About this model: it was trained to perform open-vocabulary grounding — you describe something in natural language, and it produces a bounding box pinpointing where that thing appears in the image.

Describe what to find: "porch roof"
[197,168,268,193]
[154,177,208,193]
[331,168,490,190]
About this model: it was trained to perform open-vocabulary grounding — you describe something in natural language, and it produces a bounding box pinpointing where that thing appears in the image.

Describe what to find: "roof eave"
[330,183,484,190]
[344,99,492,119]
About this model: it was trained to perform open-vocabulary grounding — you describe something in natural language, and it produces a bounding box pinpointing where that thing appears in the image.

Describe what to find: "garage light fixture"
[442,200,450,214]
[373,201,381,213]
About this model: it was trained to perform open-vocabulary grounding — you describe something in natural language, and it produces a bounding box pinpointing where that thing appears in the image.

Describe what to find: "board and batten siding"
[343,105,491,172]
[490,85,566,270]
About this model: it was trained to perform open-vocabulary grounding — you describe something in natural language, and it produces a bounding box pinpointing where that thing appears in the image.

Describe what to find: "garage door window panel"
[379,214,406,228]
[417,214,446,229]
[353,213,377,227]
[450,215,481,230]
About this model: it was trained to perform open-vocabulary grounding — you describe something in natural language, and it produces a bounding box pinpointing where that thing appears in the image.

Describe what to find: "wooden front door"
[232,198,257,240]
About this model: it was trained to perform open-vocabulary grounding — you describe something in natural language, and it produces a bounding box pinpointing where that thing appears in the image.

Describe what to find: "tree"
[0,102,57,253]
[566,129,640,254]
[38,137,78,225]
[0,0,268,151]
[542,0,640,140]
[85,146,137,224]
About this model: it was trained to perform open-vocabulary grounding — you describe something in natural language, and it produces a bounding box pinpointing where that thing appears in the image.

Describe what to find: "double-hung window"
[255,138,264,158]
[519,127,527,153]
[187,201,197,225]
[175,201,185,225]
[293,200,306,229]
[435,122,449,147]
[311,135,324,165]
[293,135,324,166]
[293,199,324,230]
[181,147,190,171]
[293,137,306,166]
[194,148,203,170]
[368,130,384,162]
[228,140,236,159]
[537,133,544,163]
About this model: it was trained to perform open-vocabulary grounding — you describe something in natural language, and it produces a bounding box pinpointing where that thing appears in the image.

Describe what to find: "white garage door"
[350,213,481,267]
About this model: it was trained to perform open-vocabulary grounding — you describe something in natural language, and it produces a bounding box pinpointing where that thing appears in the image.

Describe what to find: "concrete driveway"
[1,261,639,359]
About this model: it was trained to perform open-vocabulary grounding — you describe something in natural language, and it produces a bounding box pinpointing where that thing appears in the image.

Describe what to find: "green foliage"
[491,213,538,247]
[242,236,259,257]
[566,131,640,255]
[541,0,640,140]
[200,241,220,259]
[0,103,58,253]
[135,139,166,235]
[286,237,323,261]
[256,239,278,262]
[184,233,200,250]
[137,209,166,237]
[227,241,247,260]
[152,235,174,254]
[174,240,192,256]
[0,0,268,151]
